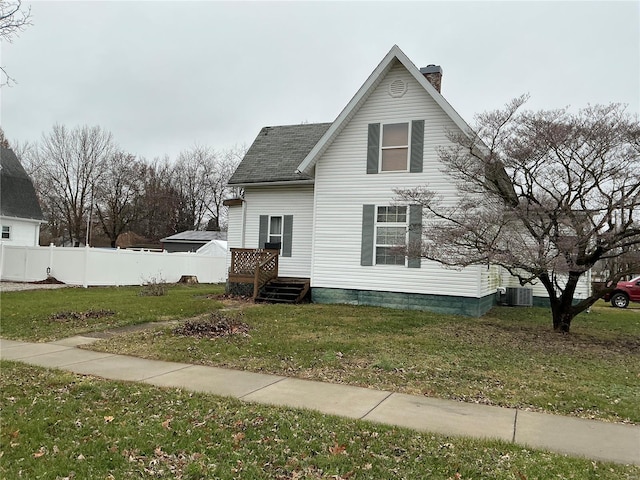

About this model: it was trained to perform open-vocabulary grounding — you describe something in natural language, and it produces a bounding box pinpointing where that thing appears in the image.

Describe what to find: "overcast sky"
[2,1,639,161]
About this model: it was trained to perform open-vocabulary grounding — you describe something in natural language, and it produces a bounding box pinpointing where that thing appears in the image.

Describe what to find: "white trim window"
[380,122,410,172]
[1,225,10,240]
[375,206,407,265]
[268,216,283,245]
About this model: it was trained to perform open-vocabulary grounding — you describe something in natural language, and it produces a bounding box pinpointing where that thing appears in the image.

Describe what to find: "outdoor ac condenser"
[505,287,533,307]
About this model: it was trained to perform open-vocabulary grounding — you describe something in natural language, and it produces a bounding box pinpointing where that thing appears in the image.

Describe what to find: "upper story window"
[1,226,10,240]
[375,206,407,265]
[367,120,423,175]
[381,123,409,172]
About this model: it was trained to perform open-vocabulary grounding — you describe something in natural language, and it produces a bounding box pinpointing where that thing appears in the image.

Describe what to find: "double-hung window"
[1,226,10,240]
[381,123,409,172]
[361,204,422,268]
[258,215,293,257]
[367,120,424,174]
[268,216,282,246]
[375,206,407,265]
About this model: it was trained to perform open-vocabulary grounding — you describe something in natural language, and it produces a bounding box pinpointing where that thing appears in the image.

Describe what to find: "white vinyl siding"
[243,186,314,278]
[225,203,244,270]
[311,61,484,297]
[478,266,592,300]
[0,217,41,247]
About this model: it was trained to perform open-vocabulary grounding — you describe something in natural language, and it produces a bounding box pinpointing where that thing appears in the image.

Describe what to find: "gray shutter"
[367,123,380,174]
[258,215,268,248]
[410,120,424,173]
[282,215,293,257]
[361,205,375,266]
[408,204,422,268]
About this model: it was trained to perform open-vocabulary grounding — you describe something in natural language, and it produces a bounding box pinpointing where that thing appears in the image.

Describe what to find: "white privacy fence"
[0,244,227,287]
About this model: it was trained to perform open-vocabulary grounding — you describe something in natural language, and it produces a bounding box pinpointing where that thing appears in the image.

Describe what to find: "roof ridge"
[296,45,477,174]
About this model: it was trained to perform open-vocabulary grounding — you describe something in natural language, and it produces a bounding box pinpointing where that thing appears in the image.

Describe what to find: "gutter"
[228,179,315,188]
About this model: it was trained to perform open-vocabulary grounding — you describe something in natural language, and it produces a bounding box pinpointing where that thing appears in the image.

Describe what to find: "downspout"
[241,199,247,248]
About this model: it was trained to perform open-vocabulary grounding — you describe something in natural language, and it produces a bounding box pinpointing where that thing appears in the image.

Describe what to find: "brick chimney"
[420,64,442,93]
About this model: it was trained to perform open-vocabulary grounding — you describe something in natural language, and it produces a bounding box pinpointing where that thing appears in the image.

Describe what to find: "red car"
[604,276,640,308]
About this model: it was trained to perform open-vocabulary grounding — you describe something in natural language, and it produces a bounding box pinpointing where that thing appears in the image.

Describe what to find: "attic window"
[388,79,407,98]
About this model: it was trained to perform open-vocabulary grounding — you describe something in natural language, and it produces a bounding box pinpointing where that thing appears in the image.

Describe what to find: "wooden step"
[256,278,310,304]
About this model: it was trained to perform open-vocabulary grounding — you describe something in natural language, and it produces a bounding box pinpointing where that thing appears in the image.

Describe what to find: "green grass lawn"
[87,300,640,424]
[0,284,225,342]
[2,286,639,424]
[2,361,638,479]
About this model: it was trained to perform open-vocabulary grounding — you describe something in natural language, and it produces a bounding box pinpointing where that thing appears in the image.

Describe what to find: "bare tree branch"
[1,0,33,86]
[397,98,640,332]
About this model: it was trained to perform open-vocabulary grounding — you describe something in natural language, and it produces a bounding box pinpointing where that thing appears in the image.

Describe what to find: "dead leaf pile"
[173,312,250,339]
[49,309,115,322]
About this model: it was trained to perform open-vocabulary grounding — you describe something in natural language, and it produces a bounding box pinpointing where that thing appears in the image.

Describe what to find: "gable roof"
[228,123,332,186]
[160,230,227,243]
[0,146,45,221]
[296,45,477,175]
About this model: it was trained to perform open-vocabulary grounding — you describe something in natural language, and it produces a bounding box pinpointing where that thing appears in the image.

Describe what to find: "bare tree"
[397,97,640,332]
[1,0,32,86]
[94,151,145,247]
[37,124,115,246]
[206,145,244,231]
[172,144,244,232]
[173,145,216,231]
[130,157,183,241]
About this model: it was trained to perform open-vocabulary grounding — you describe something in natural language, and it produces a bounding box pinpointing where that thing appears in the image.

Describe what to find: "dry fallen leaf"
[33,449,45,458]
[161,417,172,429]
[328,443,346,455]
[104,416,114,423]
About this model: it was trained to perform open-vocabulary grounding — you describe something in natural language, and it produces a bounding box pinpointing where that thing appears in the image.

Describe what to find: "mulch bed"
[32,276,65,285]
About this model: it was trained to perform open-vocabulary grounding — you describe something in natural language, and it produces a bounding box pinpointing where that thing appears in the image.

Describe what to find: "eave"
[228,179,315,188]
[296,44,486,175]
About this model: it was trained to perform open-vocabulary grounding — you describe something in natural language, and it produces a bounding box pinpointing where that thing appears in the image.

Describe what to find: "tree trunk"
[551,306,573,333]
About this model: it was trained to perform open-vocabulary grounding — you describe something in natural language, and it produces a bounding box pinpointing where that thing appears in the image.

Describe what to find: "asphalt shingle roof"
[160,230,227,242]
[228,123,332,185]
[0,146,45,221]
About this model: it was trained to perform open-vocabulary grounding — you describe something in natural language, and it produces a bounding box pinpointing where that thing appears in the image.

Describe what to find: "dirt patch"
[173,312,251,339]
[208,293,259,310]
[49,309,116,322]
[32,276,65,285]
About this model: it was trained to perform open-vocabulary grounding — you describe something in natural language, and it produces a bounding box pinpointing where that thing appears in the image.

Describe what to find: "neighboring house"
[161,230,227,253]
[0,146,45,246]
[225,45,587,315]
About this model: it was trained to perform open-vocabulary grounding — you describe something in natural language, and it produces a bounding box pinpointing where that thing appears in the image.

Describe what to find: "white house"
[0,146,45,247]
[225,45,587,315]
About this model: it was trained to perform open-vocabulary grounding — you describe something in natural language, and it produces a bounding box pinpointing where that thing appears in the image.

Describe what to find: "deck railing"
[229,248,279,298]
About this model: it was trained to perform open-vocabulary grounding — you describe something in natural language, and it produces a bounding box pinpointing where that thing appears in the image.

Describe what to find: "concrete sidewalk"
[1,336,638,466]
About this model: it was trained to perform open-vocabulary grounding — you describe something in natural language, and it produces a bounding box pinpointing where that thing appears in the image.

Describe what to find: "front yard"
[1,284,638,424]
[2,284,639,478]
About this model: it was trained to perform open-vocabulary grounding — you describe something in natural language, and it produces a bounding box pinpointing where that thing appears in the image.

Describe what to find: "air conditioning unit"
[505,287,533,307]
